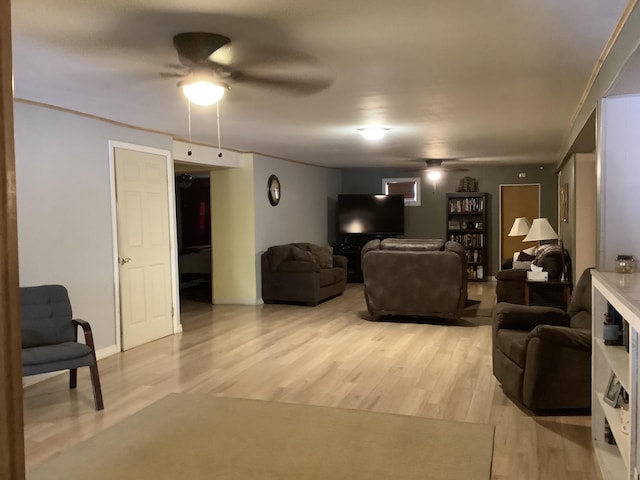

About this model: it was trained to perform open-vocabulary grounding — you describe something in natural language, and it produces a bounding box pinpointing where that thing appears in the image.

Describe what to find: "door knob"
[119,256,132,265]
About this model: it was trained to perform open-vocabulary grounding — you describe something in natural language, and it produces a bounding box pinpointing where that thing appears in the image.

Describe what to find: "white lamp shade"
[507,217,531,237]
[523,218,558,242]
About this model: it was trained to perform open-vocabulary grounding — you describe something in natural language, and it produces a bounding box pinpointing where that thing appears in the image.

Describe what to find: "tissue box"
[527,270,548,282]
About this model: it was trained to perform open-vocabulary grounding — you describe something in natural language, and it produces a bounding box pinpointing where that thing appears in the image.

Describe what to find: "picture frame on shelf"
[447,220,460,230]
[603,372,623,407]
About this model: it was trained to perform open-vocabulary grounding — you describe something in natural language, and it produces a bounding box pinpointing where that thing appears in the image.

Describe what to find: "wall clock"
[267,174,281,206]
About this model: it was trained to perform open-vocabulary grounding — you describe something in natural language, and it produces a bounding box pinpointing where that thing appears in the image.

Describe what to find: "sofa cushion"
[319,267,343,287]
[309,244,334,268]
[568,268,593,317]
[569,311,591,330]
[21,284,75,348]
[291,246,314,263]
[517,251,536,261]
[22,342,93,366]
[291,242,312,252]
[496,329,529,367]
[379,238,444,251]
[512,260,533,270]
[267,245,294,270]
[279,260,321,273]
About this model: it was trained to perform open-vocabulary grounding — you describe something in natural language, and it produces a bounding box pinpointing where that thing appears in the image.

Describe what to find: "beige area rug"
[29,394,495,480]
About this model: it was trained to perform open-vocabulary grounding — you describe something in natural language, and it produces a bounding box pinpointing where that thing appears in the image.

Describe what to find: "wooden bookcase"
[446,192,488,281]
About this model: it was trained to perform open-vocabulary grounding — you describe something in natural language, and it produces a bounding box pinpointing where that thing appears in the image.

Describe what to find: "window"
[382,177,421,206]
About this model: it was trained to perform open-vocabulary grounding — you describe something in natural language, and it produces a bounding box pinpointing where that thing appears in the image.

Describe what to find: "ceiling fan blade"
[173,32,231,67]
[230,71,333,94]
[160,71,185,78]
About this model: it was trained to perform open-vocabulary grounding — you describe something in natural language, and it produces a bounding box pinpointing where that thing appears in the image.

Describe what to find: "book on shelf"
[448,197,484,214]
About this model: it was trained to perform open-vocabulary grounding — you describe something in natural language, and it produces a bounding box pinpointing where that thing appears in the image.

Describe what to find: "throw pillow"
[291,246,314,263]
[267,244,294,270]
[309,244,334,269]
[517,251,535,261]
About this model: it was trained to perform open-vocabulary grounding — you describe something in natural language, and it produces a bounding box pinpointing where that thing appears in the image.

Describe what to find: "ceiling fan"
[421,159,469,172]
[166,32,333,105]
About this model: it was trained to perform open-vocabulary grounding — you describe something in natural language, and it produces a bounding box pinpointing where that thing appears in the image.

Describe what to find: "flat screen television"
[337,194,404,235]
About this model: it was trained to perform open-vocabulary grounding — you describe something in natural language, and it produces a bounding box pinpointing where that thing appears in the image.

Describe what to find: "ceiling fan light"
[359,127,389,141]
[181,81,225,106]
[427,170,442,181]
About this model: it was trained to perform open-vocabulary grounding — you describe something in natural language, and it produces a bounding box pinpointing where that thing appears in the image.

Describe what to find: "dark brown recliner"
[261,243,347,306]
[492,267,593,412]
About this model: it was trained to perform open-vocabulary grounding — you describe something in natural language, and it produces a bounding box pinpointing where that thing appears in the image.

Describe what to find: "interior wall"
[210,153,257,304]
[13,102,173,350]
[341,164,557,276]
[598,94,640,270]
[559,155,576,278]
[575,153,597,278]
[253,153,341,298]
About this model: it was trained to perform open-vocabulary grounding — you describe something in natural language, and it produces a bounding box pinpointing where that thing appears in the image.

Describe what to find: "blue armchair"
[21,284,104,410]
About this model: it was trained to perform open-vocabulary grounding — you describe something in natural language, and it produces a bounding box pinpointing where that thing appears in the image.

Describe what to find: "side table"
[524,280,573,310]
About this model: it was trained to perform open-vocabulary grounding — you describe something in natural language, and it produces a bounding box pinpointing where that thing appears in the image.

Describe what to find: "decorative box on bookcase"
[591,270,640,480]
[446,192,488,281]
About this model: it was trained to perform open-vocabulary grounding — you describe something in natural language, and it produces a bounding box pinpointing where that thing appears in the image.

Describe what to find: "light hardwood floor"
[23,281,601,480]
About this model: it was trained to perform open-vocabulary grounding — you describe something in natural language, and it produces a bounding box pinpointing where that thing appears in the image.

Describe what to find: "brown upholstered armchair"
[261,242,347,306]
[492,268,593,411]
[361,238,468,319]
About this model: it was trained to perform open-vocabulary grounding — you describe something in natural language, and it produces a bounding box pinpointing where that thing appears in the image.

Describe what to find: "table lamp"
[524,218,566,281]
[523,218,558,244]
[508,217,531,237]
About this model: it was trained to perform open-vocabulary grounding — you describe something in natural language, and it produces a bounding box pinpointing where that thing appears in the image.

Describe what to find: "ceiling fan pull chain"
[187,100,193,156]
[216,102,222,158]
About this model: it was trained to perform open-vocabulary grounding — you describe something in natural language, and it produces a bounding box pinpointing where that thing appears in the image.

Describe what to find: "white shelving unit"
[592,271,640,480]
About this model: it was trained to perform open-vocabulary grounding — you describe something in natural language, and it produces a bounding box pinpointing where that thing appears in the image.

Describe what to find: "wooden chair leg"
[89,363,104,411]
[69,368,77,389]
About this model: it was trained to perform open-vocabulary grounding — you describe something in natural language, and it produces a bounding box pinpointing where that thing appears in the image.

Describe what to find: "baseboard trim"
[96,344,119,360]
[214,298,264,306]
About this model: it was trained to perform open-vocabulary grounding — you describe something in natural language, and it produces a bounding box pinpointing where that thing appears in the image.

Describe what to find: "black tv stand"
[333,234,397,283]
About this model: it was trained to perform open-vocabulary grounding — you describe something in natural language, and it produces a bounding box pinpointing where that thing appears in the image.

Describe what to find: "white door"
[115,147,174,350]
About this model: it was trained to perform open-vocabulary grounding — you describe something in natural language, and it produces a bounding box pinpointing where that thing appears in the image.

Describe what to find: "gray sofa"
[360,238,467,319]
[492,268,592,411]
[261,242,347,306]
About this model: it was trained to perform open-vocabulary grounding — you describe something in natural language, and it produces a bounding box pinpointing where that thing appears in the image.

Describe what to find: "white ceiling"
[11,0,630,168]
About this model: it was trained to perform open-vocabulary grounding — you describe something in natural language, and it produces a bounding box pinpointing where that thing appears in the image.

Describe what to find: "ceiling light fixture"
[358,127,390,141]
[178,69,227,106]
[427,170,442,182]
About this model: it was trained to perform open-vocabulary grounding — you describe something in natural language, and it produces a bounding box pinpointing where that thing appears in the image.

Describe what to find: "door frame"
[108,140,181,352]
[498,183,541,273]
